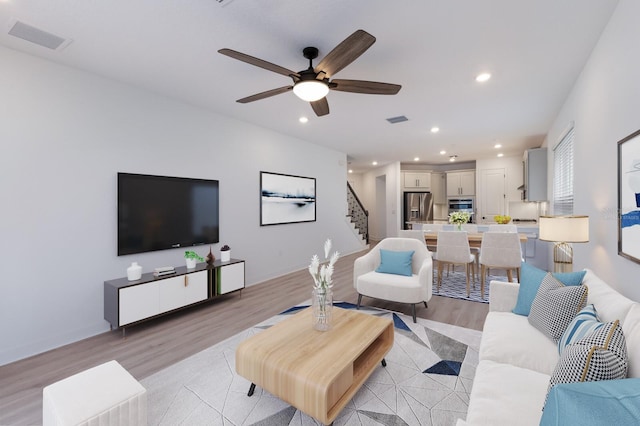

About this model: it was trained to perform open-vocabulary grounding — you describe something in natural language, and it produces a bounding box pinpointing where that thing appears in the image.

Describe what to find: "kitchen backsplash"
[508,201,542,220]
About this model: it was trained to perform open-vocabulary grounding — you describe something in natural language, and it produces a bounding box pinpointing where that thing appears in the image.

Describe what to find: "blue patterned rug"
[434,269,511,304]
[141,302,482,425]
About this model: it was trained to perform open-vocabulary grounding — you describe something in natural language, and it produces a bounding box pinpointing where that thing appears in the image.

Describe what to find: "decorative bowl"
[494,215,512,224]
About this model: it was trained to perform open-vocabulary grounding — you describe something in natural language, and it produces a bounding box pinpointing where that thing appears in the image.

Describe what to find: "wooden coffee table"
[235,307,394,425]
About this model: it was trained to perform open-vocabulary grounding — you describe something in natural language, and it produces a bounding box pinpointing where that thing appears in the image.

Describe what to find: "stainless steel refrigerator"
[403,192,434,229]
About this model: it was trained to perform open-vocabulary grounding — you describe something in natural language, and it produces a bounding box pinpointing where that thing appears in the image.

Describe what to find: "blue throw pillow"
[375,249,415,277]
[558,304,604,354]
[512,262,586,316]
[541,379,640,425]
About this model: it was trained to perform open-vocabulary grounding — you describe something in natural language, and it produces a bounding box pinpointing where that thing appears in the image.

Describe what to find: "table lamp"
[538,215,589,273]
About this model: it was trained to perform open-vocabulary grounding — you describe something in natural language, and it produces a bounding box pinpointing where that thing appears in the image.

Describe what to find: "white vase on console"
[127,262,142,281]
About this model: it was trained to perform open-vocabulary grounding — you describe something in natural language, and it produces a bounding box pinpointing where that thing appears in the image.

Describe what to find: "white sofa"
[459,269,640,425]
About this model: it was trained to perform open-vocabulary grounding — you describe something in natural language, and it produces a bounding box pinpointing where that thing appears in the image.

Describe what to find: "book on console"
[153,270,176,277]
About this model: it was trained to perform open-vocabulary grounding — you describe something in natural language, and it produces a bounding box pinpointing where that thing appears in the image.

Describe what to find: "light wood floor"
[0,245,489,426]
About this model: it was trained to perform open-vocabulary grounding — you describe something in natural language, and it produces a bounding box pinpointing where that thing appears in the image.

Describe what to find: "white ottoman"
[43,360,147,426]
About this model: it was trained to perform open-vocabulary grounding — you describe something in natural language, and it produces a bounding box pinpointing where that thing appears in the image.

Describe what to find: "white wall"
[358,162,401,240]
[0,45,364,365]
[544,0,640,300]
[347,172,364,196]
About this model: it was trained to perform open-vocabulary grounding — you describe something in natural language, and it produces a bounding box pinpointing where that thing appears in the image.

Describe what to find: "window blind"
[553,127,575,215]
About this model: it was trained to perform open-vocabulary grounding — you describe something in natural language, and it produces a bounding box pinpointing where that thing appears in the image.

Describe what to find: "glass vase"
[311,288,333,331]
[456,223,463,231]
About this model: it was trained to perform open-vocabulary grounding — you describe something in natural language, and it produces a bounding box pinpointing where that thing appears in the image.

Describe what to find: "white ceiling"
[0,0,619,172]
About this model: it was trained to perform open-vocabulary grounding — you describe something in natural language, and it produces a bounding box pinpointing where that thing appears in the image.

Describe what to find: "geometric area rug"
[433,269,512,304]
[141,302,482,425]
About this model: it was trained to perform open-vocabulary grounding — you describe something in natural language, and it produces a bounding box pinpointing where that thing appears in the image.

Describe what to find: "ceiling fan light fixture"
[293,80,329,102]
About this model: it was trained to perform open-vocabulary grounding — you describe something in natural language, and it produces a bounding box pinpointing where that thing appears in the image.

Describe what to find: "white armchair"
[353,238,433,322]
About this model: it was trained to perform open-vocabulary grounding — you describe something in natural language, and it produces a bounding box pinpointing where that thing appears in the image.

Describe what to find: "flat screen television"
[118,173,219,256]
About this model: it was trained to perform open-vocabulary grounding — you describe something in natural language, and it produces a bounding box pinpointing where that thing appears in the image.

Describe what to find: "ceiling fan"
[218,30,401,117]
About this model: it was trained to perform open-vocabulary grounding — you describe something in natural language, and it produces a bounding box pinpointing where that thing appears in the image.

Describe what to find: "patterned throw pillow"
[512,262,586,316]
[546,320,628,408]
[558,304,604,354]
[528,273,588,341]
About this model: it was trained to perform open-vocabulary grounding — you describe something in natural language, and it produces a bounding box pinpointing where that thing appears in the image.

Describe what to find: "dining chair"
[461,224,480,271]
[398,229,428,246]
[421,223,444,280]
[434,231,476,297]
[422,223,443,253]
[488,224,518,233]
[478,232,522,299]
[461,224,478,232]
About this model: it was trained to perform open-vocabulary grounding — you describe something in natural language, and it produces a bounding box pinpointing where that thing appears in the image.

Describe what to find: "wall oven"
[448,198,475,222]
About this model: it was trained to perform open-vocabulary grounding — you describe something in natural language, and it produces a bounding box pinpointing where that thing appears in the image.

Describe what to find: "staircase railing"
[347,182,369,244]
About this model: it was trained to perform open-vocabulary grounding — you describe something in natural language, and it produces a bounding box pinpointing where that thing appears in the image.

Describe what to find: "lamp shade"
[539,215,589,243]
[293,80,329,102]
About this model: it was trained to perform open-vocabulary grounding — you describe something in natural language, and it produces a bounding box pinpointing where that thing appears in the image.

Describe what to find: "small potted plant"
[184,250,204,269]
[220,244,231,262]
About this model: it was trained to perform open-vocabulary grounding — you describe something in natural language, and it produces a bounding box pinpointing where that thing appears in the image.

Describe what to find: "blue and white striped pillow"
[558,304,604,354]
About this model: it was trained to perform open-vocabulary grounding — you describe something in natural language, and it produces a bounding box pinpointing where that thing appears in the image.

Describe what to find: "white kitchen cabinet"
[522,148,547,201]
[446,171,475,196]
[218,261,245,294]
[431,172,446,204]
[403,172,431,190]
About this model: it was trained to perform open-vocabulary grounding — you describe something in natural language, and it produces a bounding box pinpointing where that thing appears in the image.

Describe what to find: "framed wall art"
[260,171,316,226]
[618,128,640,264]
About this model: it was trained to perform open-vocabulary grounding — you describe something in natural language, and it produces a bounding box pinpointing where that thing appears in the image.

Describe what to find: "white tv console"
[104,259,245,335]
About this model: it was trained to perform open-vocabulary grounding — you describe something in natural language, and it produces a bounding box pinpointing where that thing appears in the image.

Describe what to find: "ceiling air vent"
[7,19,72,50]
[386,115,408,124]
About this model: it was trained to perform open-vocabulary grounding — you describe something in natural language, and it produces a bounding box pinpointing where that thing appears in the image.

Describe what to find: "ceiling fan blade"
[237,86,293,103]
[219,48,299,79]
[310,97,329,116]
[330,79,401,95]
[315,30,375,78]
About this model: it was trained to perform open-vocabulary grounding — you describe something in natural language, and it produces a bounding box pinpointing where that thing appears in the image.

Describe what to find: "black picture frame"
[617,128,640,264]
[260,171,316,226]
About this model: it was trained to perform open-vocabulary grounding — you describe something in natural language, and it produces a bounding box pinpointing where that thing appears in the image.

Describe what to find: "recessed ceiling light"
[348,169,353,173]
[494,143,502,148]
[440,150,446,155]
[476,73,491,82]
[431,127,440,133]
[497,153,504,157]
[414,157,420,161]
[299,116,308,123]
[372,161,378,166]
